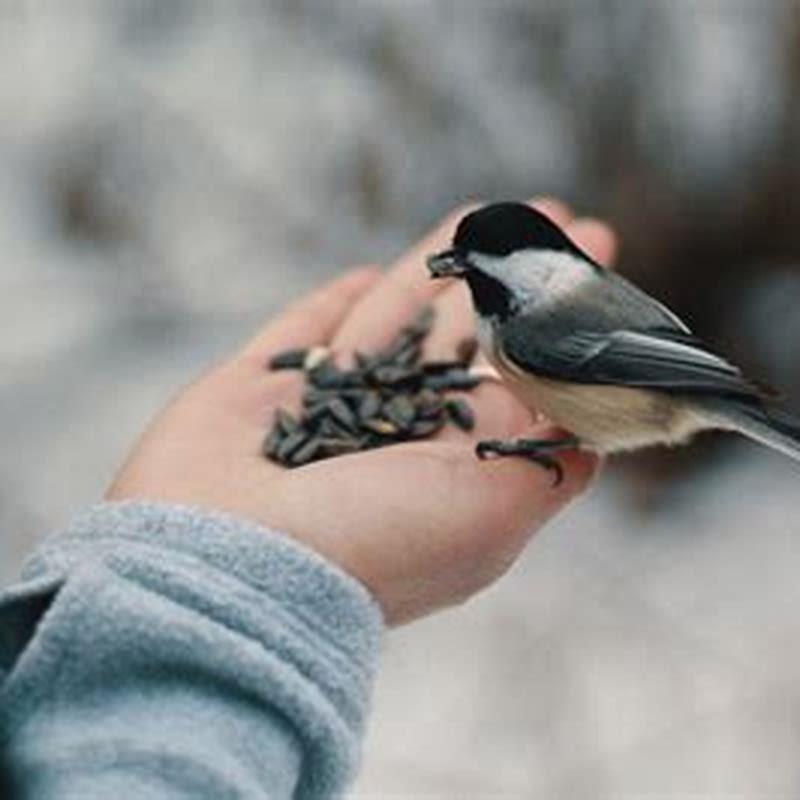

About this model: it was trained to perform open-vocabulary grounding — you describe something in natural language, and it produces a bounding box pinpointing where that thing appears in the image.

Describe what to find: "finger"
[238,265,380,363]
[422,282,475,362]
[331,204,478,357]
[569,218,618,266]
[530,196,574,228]
[532,199,618,267]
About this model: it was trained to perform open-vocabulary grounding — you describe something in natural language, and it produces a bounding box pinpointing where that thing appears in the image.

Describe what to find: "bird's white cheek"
[475,316,498,360]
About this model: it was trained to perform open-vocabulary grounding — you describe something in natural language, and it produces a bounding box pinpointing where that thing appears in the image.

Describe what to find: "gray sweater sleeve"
[0,502,384,799]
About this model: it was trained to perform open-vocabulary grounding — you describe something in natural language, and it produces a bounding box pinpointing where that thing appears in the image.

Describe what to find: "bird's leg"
[475,436,581,486]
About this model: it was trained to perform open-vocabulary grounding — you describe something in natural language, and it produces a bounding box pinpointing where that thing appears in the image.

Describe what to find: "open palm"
[108,200,616,624]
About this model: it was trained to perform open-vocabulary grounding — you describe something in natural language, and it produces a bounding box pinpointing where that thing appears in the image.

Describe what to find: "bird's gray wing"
[588,269,692,333]
[501,316,764,401]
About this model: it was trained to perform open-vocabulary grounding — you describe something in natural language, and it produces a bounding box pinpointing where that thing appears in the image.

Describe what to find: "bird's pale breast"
[479,320,710,453]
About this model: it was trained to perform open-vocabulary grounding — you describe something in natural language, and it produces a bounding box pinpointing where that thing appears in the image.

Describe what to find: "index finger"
[237,266,380,364]
[330,205,478,357]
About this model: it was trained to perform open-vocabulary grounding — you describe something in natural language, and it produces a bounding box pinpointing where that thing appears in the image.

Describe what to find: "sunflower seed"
[262,304,483,466]
[415,387,441,407]
[361,418,400,436]
[275,409,300,435]
[328,397,358,430]
[425,370,482,391]
[269,349,308,370]
[411,416,446,437]
[394,341,423,368]
[318,437,363,457]
[303,388,336,407]
[303,402,332,426]
[354,351,374,370]
[275,429,308,462]
[372,365,421,388]
[422,360,467,375]
[309,359,349,389]
[383,395,417,430]
[357,390,382,420]
[303,346,332,371]
[335,388,370,406]
[289,437,323,466]
[415,389,445,419]
[317,417,351,438]
[445,398,476,431]
[262,426,283,458]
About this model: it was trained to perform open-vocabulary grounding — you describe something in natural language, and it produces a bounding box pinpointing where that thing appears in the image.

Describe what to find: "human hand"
[107,200,617,624]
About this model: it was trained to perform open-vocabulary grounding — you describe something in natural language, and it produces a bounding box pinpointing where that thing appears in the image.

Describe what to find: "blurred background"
[3,0,800,796]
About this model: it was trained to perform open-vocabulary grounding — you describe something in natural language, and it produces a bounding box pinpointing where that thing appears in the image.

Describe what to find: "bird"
[426,201,800,483]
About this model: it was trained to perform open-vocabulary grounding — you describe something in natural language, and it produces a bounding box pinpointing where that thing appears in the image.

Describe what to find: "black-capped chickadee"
[427,201,800,482]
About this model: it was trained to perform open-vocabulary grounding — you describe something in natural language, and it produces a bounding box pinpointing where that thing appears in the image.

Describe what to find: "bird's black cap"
[453,201,580,257]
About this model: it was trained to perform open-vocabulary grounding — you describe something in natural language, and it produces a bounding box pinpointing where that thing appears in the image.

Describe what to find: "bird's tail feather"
[723,402,800,463]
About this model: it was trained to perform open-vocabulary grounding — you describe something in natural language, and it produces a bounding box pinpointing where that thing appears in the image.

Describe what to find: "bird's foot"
[475,436,580,486]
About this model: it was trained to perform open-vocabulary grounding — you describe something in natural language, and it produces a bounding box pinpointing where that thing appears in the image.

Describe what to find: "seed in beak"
[426,250,468,278]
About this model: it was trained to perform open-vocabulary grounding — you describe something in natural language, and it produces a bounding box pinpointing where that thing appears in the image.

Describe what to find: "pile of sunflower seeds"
[262,306,483,467]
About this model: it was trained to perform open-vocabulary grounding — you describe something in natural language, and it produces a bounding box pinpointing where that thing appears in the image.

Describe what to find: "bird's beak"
[426,249,470,279]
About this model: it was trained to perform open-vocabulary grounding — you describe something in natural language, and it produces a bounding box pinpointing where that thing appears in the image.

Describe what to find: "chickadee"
[427,201,800,482]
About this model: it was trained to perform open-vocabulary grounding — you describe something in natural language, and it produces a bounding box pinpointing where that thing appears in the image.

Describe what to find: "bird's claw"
[475,437,581,487]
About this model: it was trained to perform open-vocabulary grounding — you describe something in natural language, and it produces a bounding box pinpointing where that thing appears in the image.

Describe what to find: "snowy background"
[3,2,800,797]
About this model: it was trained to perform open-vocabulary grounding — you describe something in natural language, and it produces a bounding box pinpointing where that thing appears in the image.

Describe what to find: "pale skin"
[107,199,617,625]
